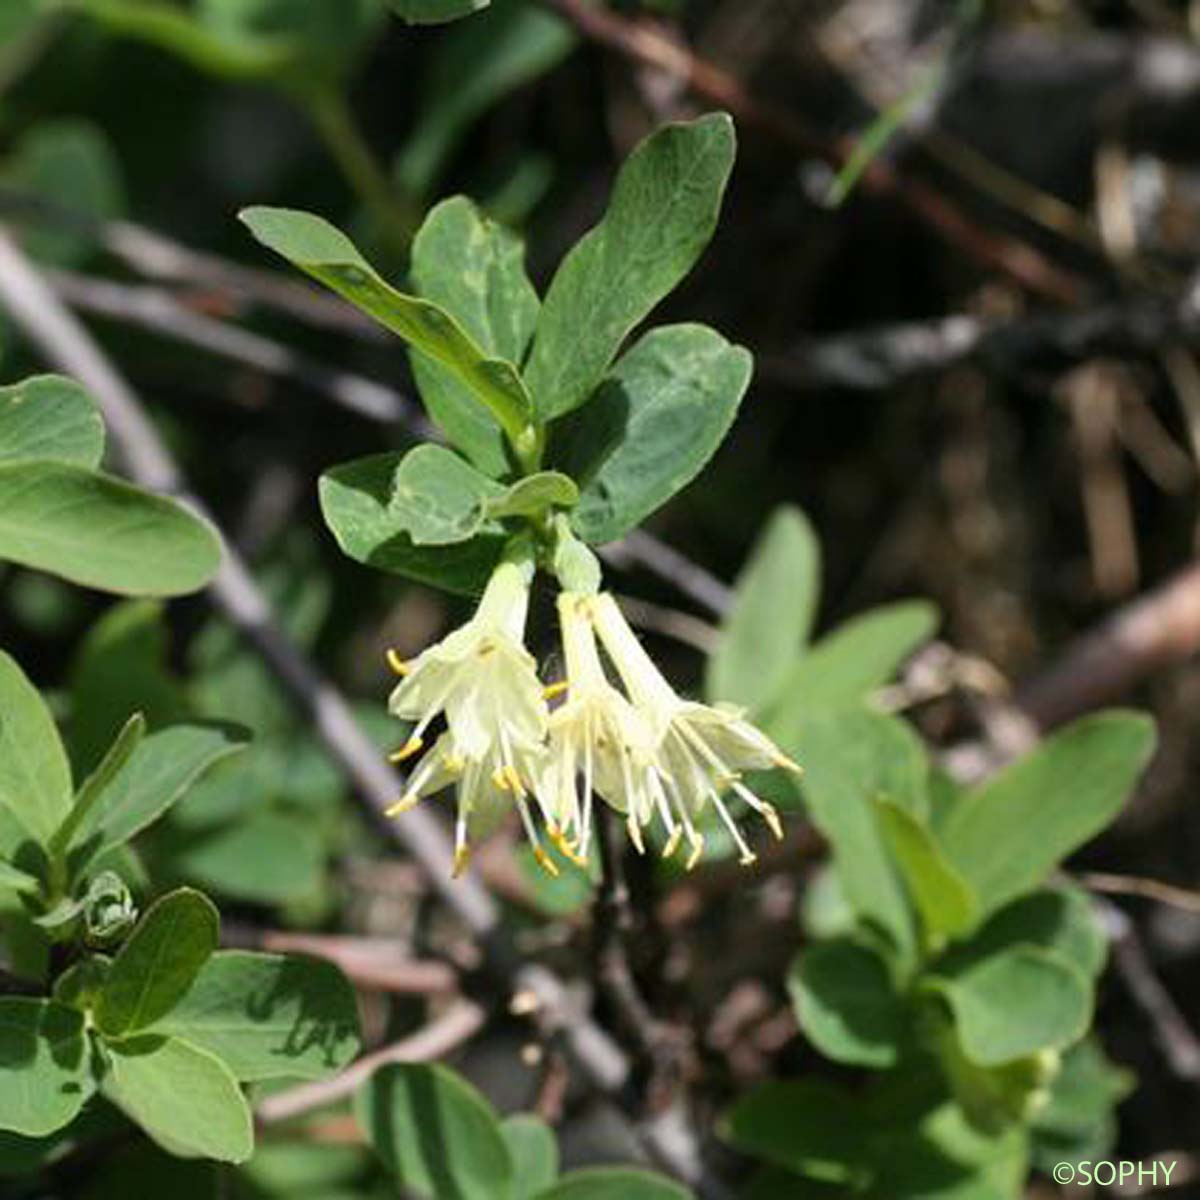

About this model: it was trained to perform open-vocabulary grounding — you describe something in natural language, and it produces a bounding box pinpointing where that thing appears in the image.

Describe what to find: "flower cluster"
[385,561,799,876]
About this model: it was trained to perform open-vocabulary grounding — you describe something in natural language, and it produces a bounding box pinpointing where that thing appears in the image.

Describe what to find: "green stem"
[304,88,418,251]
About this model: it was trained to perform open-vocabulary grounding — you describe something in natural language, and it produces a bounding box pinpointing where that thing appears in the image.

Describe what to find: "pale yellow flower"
[537,593,662,863]
[385,558,556,875]
[591,593,797,869]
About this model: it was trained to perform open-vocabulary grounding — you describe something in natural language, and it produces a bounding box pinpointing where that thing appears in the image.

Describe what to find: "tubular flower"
[385,559,555,875]
[538,594,662,864]
[590,593,798,870]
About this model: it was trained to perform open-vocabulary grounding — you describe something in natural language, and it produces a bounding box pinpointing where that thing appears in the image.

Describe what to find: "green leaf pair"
[0,649,246,905]
[0,888,361,1160]
[779,708,1152,1184]
[244,114,749,595]
[0,376,221,597]
[357,1062,691,1199]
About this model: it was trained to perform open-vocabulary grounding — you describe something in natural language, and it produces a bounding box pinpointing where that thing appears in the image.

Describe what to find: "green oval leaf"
[558,323,751,545]
[319,452,505,594]
[389,444,503,546]
[706,505,819,713]
[67,722,249,873]
[355,1062,514,1200]
[486,472,578,521]
[533,1168,692,1200]
[102,1034,253,1163]
[239,206,532,444]
[0,650,73,848]
[939,712,1156,917]
[501,1114,559,1197]
[875,800,978,944]
[526,113,736,420]
[770,601,939,724]
[788,938,910,1069]
[0,1000,95,1137]
[149,950,360,1081]
[96,889,220,1038]
[50,713,145,860]
[926,945,1091,1065]
[0,461,222,597]
[410,195,539,474]
[0,376,104,468]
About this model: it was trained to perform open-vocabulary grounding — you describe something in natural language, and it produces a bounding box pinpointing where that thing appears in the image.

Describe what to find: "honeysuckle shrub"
[240,111,804,881]
[712,506,1151,1196]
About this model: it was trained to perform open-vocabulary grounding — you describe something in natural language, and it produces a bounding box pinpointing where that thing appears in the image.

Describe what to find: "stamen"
[452,844,472,877]
[492,767,511,792]
[648,771,679,856]
[533,846,561,878]
[515,794,559,877]
[386,648,410,676]
[389,735,424,763]
[774,752,803,774]
[543,681,569,700]
[712,791,757,866]
[503,765,526,797]
[549,825,589,867]
[733,781,784,840]
[385,792,420,817]
[577,712,596,861]
[685,830,705,871]
[627,814,646,855]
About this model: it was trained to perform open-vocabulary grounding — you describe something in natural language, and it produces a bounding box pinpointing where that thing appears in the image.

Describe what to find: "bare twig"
[594,808,672,1079]
[222,923,459,995]
[762,296,1200,393]
[1016,561,1200,730]
[1097,899,1200,1084]
[256,1001,487,1125]
[603,529,733,617]
[1080,872,1200,916]
[612,593,720,654]
[542,0,1086,304]
[45,267,431,432]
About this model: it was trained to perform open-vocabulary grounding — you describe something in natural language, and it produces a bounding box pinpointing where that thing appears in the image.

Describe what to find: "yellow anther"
[452,844,472,878]
[389,736,424,763]
[762,803,784,841]
[685,833,705,872]
[738,850,758,867]
[549,828,588,867]
[385,793,420,817]
[543,680,569,700]
[533,847,561,878]
[504,765,526,796]
[441,754,465,774]
[386,648,410,676]
[774,753,803,774]
[492,767,511,792]
[662,827,683,860]
[626,815,646,856]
